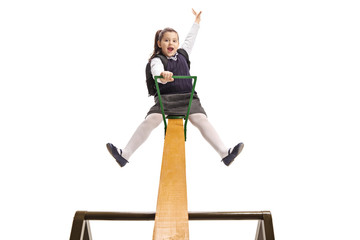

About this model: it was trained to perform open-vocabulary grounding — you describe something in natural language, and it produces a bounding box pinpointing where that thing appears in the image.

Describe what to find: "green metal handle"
[154,75,198,141]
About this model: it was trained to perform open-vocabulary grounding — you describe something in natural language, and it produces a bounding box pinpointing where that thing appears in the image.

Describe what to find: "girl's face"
[157,31,179,57]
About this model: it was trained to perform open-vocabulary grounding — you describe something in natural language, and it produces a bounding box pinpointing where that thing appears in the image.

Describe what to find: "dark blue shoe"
[222,143,244,166]
[106,143,128,167]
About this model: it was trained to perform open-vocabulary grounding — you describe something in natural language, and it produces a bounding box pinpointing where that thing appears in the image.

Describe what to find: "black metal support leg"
[262,211,275,240]
[70,211,92,240]
[255,211,275,240]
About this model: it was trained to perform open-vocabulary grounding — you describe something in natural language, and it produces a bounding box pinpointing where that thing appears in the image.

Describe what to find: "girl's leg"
[188,113,229,158]
[121,113,163,160]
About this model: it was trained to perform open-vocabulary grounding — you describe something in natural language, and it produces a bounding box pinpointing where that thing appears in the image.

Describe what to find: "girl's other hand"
[192,8,202,24]
[160,71,174,83]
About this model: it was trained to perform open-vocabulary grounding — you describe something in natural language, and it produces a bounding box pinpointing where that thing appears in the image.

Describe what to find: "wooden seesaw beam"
[152,118,189,240]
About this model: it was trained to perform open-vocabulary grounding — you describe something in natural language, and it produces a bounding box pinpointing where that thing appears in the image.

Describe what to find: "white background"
[1,0,359,239]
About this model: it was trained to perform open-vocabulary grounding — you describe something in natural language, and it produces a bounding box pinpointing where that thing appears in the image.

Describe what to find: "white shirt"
[150,23,200,83]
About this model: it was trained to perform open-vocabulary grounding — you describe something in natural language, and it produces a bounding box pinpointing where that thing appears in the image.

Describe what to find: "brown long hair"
[149,28,178,61]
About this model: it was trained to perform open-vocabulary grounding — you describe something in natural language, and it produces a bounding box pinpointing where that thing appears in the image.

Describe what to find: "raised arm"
[181,9,202,55]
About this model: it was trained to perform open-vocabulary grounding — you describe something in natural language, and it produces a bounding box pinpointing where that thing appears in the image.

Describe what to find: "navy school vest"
[158,52,193,95]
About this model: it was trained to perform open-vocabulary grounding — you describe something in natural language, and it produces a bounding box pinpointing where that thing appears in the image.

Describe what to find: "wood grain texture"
[153,119,189,240]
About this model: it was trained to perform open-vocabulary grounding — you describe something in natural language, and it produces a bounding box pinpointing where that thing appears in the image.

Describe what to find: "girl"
[107,9,243,167]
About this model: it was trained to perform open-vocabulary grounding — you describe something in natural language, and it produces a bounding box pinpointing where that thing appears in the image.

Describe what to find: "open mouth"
[167,47,174,52]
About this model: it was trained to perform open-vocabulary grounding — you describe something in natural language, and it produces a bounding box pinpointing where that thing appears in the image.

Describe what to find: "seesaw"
[69,76,275,240]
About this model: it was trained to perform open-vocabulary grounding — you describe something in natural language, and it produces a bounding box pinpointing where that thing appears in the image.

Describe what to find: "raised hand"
[192,8,202,24]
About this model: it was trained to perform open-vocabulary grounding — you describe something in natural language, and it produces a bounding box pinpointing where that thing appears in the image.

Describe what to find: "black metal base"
[69,211,275,240]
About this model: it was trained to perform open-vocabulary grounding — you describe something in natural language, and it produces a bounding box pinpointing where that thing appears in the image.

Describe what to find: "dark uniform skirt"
[146,92,207,117]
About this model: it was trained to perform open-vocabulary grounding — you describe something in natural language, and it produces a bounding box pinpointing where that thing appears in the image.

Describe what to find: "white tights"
[121,113,229,160]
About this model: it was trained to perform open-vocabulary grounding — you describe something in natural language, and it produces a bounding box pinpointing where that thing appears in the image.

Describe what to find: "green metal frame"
[154,75,198,141]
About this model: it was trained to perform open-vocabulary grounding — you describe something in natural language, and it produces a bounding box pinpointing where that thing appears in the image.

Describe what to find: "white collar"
[167,52,178,61]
